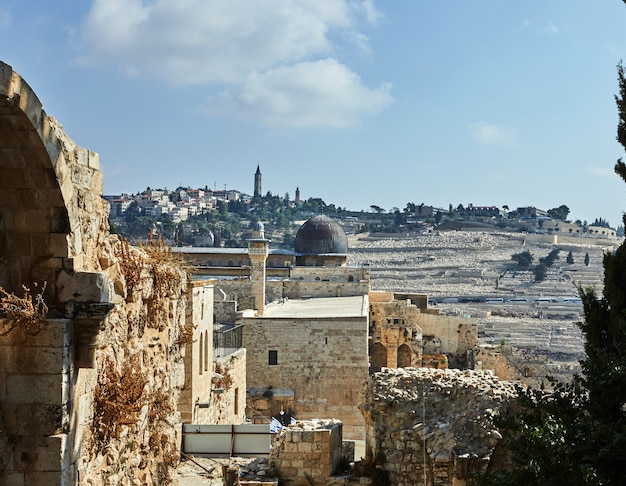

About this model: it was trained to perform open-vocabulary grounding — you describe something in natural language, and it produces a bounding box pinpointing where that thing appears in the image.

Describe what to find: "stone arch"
[397,343,412,368]
[369,342,387,372]
[0,61,108,304]
[0,61,116,486]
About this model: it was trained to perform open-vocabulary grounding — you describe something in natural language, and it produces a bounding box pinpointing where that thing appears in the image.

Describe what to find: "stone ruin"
[0,61,190,484]
[359,367,517,486]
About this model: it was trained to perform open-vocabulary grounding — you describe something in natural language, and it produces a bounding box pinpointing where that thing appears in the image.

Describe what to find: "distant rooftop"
[263,295,368,318]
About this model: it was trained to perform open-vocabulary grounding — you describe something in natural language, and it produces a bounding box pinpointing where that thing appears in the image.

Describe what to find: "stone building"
[243,294,369,440]
[176,215,484,444]
[177,216,370,440]
[368,291,479,372]
[178,280,247,426]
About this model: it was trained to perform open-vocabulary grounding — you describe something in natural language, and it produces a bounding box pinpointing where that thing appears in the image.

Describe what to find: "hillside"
[348,229,618,383]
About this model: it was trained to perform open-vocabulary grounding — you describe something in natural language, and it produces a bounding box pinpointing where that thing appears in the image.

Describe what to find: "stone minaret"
[295,186,300,203]
[248,222,269,315]
[254,164,262,198]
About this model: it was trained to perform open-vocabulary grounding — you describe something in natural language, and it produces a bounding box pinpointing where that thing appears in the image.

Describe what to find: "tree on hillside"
[479,58,626,486]
[405,202,417,214]
[567,251,574,264]
[511,250,533,269]
[539,249,560,268]
[584,252,590,266]
[547,204,570,221]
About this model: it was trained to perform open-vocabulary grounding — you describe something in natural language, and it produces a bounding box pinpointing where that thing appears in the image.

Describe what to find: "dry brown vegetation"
[114,237,144,292]
[115,236,189,331]
[175,321,196,346]
[0,282,48,336]
[92,355,148,443]
[214,362,233,392]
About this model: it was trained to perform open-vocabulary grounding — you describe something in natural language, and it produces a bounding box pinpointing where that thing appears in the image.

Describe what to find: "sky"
[2,1,626,227]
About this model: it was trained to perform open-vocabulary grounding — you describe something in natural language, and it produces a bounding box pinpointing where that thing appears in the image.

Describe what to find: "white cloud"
[545,21,560,36]
[76,0,390,127]
[204,59,392,128]
[78,0,370,84]
[353,0,382,25]
[469,122,515,146]
[588,166,614,177]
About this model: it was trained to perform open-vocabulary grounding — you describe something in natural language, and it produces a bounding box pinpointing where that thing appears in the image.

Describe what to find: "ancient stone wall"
[0,319,74,484]
[270,419,343,486]
[418,314,478,368]
[193,349,247,425]
[213,270,369,309]
[0,61,192,485]
[369,296,423,370]
[360,367,517,486]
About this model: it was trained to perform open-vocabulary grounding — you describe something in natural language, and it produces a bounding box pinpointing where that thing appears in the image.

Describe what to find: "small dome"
[295,215,348,255]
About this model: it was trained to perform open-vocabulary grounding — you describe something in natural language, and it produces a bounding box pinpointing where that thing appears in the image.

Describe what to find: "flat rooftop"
[263,295,368,318]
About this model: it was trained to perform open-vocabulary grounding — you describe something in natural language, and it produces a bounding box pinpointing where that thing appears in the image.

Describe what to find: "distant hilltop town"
[103,165,622,245]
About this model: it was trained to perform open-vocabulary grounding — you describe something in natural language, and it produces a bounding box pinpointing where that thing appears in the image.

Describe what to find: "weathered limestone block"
[270,419,343,485]
[56,270,112,303]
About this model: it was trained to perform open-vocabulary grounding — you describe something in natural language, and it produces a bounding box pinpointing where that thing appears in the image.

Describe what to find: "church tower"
[295,186,301,203]
[254,164,262,198]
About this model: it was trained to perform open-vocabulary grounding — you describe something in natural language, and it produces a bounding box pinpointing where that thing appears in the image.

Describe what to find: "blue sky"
[2,1,626,227]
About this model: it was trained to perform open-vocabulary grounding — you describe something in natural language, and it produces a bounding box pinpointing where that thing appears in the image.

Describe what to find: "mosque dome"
[294,215,348,255]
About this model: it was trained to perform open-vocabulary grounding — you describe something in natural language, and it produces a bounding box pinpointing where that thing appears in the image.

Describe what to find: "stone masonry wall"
[0,61,192,485]
[196,349,247,425]
[180,280,214,424]
[418,314,478,368]
[369,297,423,369]
[241,315,369,440]
[360,367,516,486]
[270,419,343,486]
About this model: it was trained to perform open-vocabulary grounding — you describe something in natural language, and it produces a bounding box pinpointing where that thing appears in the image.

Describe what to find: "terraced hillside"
[348,230,619,380]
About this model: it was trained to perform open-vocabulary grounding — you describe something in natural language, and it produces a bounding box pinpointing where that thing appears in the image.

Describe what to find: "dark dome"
[295,215,348,255]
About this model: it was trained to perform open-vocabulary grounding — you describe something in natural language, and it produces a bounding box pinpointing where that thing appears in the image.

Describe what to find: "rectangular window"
[269,350,278,365]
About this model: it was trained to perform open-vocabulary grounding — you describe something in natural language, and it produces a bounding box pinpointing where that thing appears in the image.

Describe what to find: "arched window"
[369,342,387,373]
[348,275,354,282]
[204,330,209,372]
[199,333,204,375]
[397,343,412,368]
